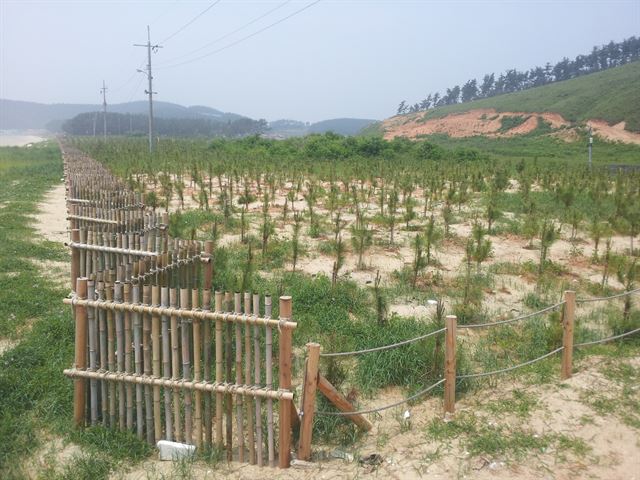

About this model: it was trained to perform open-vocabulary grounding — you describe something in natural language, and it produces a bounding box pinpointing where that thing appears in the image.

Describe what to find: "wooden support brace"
[444,315,457,415]
[561,290,576,380]
[298,343,320,461]
[316,374,373,431]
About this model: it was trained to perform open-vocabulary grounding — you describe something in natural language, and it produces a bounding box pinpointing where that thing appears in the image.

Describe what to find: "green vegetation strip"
[0,143,151,480]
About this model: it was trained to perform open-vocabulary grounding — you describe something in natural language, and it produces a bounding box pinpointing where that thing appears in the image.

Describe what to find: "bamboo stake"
[203,241,213,448]
[244,291,255,464]
[181,288,193,445]
[192,288,203,449]
[98,280,108,427]
[152,285,162,442]
[265,295,275,467]
[161,287,173,441]
[143,285,154,443]
[224,291,233,461]
[124,282,134,431]
[115,281,125,431]
[87,279,98,425]
[71,229,80,292]
[170,288,182,442]
[133,284,144,439]
[73,278,88,428]
[203,288,212,448]
[253,293,263,466]
[278,296,293,469]
[214,291,224,449]
[234,292,245,462]
[106,282,116,428]
[79,228,87,278]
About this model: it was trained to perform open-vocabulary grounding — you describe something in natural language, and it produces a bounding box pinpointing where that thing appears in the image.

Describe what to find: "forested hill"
[426,61,640,129]
[396,36,639,117]
[379,60,640,143]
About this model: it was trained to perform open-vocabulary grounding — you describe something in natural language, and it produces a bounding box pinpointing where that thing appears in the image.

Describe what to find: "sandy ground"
[113,355,640,480]
[587,120,640,145]
[33,182,68,244]
[0,133,47,147]
[381,109,570,140]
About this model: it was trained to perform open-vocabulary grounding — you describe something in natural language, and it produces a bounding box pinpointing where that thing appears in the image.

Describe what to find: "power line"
[157,0,322,70]
[160,0,222,44]
[157,0,291,66]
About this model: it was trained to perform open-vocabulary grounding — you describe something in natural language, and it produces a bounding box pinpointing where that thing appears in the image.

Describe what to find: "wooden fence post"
[298,342,320,461]
[444,314,457,415]
[278,296,293,469]
[71,229,80,292]
[74,277,88,428]
[561,290,576,380]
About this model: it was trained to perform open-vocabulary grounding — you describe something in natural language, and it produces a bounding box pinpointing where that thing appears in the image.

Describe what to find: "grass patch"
[0,144,152,479]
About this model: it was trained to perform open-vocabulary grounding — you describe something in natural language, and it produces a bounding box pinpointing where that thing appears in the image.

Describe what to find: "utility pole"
[588,126,593,169]
[100,80,108,140]
[134,26,162,153]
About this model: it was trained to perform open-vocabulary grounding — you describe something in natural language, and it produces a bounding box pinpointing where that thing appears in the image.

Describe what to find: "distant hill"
[267,117,376,138]
[0,98,244,131]
[307,118,377,136]
[380,61,640,145]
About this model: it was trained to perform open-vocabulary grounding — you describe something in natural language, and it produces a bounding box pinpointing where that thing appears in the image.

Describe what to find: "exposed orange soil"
[382,109,570,140]
[587,119,640,145]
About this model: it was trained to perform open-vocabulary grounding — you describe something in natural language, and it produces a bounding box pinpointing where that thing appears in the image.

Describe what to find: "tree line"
[63,112,268,138]
[397,36,640,115]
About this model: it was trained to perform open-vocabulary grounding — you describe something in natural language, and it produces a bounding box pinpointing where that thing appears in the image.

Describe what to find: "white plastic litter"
[157,440,196,461]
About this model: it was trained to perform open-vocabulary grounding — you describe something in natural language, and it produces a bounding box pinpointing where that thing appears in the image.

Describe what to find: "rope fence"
[319,327,446,358]
[315,379,445,416]
[576,287,640,304]
[299,286,638,460]
[574,327,640,347]
[458,301,565,329]
[456,347,564,380]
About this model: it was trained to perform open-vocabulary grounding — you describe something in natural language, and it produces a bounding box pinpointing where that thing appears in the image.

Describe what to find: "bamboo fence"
[61,145,296,468]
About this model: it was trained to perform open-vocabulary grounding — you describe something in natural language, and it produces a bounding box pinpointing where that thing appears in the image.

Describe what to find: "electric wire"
[160,0,222,44]
[157,0,292,66]
[157,0,322,69]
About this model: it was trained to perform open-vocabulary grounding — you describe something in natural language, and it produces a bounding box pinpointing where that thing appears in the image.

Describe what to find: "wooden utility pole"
[100,80,108,140]
[134,26,161,153]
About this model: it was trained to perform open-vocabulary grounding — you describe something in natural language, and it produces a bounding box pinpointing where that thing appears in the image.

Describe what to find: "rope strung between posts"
[576,287,640,304]
[456,347,564,379]
[574,327,640,347]
[319,327,446,358]
[315,379,445,416]
[458,302,565,329]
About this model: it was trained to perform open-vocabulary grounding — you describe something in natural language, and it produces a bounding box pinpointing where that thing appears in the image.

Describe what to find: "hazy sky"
[1,0,638,122]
